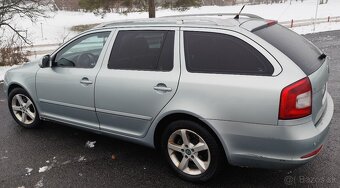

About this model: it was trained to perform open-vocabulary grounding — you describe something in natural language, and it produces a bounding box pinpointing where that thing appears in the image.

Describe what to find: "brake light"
[266,20,278,26]
[279,77,312,120]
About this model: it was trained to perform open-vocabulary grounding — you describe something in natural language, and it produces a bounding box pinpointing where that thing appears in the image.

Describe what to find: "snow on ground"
[10,0,340,45]
[78,156,86,162]
[25,167,33,176]
[291,21,340,34]
[38,166,49,173]
[34,177,44,188]
[85,141,96,148]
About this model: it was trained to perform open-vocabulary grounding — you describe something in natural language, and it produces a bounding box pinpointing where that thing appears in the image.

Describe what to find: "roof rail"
[162,13,263,19]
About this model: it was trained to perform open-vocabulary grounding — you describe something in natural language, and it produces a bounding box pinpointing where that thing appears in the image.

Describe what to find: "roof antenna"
[234,5,246,19]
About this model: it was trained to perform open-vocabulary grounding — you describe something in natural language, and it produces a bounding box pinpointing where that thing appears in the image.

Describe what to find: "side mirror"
[39,55,51,68]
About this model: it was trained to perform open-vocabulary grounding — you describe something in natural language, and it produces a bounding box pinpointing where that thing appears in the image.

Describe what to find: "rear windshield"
[253,24,324,75]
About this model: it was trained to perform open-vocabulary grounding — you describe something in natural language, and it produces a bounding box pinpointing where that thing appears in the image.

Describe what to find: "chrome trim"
[96,108,152,121]
[39,99,95,111]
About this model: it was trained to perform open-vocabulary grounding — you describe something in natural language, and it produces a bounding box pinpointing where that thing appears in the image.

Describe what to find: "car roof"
[92,13,264,30]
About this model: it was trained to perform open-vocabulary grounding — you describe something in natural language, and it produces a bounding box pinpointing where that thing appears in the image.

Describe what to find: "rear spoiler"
[240,19,278,32]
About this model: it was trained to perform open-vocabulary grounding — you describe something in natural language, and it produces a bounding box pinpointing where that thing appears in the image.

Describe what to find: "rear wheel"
[160,120,224,182]
[8,88,40,128]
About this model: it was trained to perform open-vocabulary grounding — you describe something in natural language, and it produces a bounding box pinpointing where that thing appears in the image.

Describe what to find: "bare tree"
[0,0,51,44]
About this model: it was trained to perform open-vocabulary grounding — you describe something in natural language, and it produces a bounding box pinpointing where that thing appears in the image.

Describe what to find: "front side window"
[184,31,274,76]
[108,30,174,71]
[54,32,111,68]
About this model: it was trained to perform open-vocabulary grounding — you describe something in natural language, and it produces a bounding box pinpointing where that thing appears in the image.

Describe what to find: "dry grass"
[70,23,100,33]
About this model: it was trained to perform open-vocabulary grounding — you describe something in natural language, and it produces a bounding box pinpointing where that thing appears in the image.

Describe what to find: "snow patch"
[78,156,86,162]
[38,166,52,173]
[0,156,8,160]
[85,141,96,148]
[62,160,71,165]
[25,167,33,176]
[34,177,44,188]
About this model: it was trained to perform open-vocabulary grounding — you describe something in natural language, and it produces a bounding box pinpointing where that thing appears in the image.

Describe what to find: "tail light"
[266,20,278,26]
[279,77,312,120]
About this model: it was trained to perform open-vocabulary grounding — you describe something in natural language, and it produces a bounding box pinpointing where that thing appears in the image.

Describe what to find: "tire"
[160,120,224,182]
[8,88,40,128]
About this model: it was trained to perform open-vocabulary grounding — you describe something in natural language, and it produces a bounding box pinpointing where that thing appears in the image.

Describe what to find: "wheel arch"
[7,83,25,96]
[7,81,41,115]
[153,112,230,162]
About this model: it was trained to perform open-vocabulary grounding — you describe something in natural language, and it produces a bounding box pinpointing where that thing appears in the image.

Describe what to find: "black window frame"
[183,31,275,76]
[108,30,175,72]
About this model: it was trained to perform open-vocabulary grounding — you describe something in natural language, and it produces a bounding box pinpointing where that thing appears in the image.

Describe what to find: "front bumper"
[208,92,334,169]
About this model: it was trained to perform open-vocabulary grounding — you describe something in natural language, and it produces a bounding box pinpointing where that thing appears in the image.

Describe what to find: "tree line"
[53,0,309,12]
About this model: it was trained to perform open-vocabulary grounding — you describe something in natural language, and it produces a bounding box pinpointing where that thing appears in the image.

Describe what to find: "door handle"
[153,83,172,92]
[80,77,93,85]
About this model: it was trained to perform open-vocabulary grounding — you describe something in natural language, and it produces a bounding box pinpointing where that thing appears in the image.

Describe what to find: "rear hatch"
[241,20,329,124]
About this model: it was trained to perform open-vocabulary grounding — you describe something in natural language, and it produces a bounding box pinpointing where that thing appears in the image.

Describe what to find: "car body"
[3,14,334,182]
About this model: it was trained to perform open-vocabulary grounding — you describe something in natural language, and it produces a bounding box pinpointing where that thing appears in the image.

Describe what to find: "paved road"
[0,31,339,188]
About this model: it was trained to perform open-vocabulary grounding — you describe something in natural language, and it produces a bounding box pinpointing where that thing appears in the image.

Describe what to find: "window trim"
[107,30,175,72]
[102,27,179,73]
[180,27,282,76]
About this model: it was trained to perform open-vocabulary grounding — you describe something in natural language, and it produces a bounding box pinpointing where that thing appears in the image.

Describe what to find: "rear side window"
[184,31,274,76]
[108,30,174,71]
[253,24,324,75]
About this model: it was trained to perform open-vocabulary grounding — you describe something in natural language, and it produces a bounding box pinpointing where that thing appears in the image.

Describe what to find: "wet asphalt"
[0,30,339,188]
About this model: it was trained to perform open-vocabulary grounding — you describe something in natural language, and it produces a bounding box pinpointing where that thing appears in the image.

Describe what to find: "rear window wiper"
[318,53,327,60]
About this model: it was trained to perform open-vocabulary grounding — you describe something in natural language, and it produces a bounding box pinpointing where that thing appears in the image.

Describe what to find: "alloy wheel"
[11,94,36,125]
[167,129,211,176]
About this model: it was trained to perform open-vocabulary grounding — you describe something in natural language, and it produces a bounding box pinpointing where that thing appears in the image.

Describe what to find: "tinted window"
[184,31,274,76]
[55,32,110,68]
[108,30,174,71]
[253,24,324,75]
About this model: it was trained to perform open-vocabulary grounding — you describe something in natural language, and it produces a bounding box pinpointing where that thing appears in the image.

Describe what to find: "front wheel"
[160,120,224,182]
[8,88,40,128]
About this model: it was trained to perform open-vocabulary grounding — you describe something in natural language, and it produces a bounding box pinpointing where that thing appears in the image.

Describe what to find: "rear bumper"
[208,92,334,169]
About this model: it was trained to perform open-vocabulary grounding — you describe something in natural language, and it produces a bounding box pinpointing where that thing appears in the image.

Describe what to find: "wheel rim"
[11,94,36,125]
[167,129,211,176]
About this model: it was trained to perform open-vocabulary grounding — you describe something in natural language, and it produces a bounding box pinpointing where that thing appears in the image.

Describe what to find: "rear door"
[95,27,180,137]
[252,23,329,124]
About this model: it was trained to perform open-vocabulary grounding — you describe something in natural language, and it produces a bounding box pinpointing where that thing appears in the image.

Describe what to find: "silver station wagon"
[3,13,334,182]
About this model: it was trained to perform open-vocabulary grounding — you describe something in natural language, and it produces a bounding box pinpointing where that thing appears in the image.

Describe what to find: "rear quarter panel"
[170,27,307,125]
